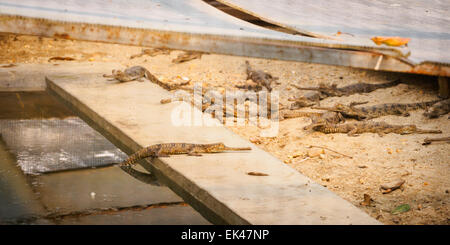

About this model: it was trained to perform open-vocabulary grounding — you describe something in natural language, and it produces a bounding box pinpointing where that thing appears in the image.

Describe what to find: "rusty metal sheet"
[218,0,450,66]
[0,0,448,76]
[0,0,405,55]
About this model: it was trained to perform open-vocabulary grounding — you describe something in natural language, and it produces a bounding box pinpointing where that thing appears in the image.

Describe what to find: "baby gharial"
[104,66,190,91]
[243,61,278,92]
[313,100,441,120]
[103,66,149,83]
[119,143,252,167]
[310,121,442,137]
[423,98,450,119]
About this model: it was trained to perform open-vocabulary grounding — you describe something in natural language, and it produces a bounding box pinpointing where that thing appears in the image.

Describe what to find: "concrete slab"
[46,69,381,224]
[0,139,46,222]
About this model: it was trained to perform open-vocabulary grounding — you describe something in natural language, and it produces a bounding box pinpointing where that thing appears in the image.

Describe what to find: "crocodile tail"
[120,165,160,186]
[144,70,172,91]
[119,152,140,167]
[223,146,252,151]
[403,102,421,110]
[119,146,157,167]
[417,128,442,134]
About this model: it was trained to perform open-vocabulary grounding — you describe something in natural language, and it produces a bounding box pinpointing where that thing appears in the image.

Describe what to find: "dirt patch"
[1,33,448,224]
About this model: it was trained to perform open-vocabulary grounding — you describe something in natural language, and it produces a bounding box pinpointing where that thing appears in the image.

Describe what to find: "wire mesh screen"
[0,117,127,175]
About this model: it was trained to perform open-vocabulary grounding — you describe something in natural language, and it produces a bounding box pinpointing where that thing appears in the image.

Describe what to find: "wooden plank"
[45,68,380,225]
[218,0,450,65]
[438,76,449,98]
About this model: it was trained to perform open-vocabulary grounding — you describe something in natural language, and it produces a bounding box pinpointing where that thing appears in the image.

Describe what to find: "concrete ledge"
[0,62,119,91]
[46,70,381,225]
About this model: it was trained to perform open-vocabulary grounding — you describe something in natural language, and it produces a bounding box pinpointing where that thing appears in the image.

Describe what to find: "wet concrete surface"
[0,139,46,222]
[32,165,184,213]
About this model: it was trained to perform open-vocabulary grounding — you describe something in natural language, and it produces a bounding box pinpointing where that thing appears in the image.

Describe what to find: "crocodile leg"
[347,127,359,137]
[187,150,203,156]
[154,146,171,157]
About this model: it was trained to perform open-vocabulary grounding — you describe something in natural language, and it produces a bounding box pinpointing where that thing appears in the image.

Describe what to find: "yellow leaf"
[283,159,291,164]
[371,36,410,47]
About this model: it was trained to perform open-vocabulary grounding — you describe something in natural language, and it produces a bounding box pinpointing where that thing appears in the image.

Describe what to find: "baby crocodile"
[279,109,344,125]
[288,80,399,109]
[104,66,188,90]
[172,51,205,64]
[293,79,401,98]
[424,98,450,118]
[160,88,233,118]
[310,121,442,137]
[130,48,172,59]
[313,100,441,120]
[103,66,147,83]
[161,89,282,121]
[237,61,278,92]
[289,92,320,109]
[119,143,251,167]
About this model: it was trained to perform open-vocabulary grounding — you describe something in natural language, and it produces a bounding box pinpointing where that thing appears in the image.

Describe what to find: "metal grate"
[0,117,127,174]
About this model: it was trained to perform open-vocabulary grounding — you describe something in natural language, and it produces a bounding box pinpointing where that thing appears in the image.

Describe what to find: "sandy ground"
[0,33,449,225]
